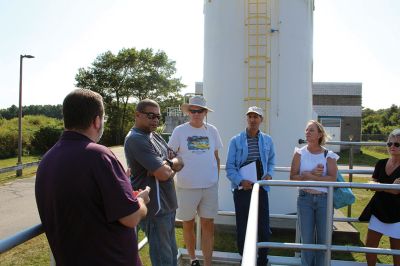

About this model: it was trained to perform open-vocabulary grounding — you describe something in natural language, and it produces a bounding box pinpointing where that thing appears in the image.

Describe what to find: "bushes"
[0,115,63,158]
[31,126,63,154]
[0,129,18,159]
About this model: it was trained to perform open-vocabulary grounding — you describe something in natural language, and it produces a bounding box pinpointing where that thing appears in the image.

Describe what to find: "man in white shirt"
[168,96,223,266]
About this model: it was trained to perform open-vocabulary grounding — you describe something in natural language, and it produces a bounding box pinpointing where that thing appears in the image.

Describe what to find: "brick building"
[312,82,362,152]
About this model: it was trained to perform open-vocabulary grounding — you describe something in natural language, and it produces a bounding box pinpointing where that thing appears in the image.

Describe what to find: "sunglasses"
[189,109,205,114]
[387,142,400,148]
[141,112,161,120]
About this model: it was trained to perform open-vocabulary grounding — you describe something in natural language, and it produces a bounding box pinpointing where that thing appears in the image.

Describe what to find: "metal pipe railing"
[325,185,334,265]
[3,168,395,265]
[0,161,40,174]
[242,179,400,266]
[257,242,400,256]
[298,138,386,217]
[298,139,386,147]
[241,182,260,266]
[275,166,373,175]
[194,167,374,262]
[0,224,43,253]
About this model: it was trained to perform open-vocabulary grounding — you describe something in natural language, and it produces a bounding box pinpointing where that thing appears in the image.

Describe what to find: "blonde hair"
[307,120,328,146]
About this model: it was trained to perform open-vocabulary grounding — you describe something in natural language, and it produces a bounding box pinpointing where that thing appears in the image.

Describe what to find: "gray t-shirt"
[124,127,177,216]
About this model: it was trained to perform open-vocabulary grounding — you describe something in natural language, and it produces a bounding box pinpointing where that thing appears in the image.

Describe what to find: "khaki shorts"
[176,185,218,221]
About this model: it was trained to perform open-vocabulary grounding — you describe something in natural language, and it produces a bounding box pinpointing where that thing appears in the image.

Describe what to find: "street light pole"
[17,54,34,177]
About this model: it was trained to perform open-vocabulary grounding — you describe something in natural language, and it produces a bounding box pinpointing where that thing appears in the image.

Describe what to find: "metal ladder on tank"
[245,0,272,133]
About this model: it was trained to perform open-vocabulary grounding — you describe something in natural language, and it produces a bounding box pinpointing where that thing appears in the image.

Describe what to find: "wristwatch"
[165,158,174,168]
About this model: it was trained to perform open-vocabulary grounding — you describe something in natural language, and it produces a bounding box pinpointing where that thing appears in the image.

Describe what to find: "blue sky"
[0,0,399,110]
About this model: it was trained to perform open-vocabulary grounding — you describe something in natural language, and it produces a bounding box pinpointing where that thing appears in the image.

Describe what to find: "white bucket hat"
[181,95,214,113]
[246,106,263,117]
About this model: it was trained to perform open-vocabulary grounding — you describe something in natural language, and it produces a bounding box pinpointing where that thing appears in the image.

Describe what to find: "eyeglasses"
[141,112,161,120]
[189,109,205,114]
[387,142,400,148]
[103,115,108,123]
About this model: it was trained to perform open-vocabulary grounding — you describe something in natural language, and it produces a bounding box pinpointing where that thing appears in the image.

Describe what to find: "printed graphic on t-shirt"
[187,136,209,153]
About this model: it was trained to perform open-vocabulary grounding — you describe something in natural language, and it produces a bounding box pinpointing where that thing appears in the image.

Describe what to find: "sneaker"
[190,259,200,266]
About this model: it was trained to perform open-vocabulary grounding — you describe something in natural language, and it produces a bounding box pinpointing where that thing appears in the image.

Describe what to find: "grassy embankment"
[1,147,395,265]
[0,155,41,185]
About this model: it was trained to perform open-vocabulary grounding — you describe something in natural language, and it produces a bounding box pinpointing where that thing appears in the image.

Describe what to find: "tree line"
[362,104,400,138]
[1,46,398,159]
[0,104,62,120]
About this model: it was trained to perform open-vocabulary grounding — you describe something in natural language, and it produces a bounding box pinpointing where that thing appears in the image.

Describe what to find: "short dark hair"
[136,99,160,113]
[63,89,104,130]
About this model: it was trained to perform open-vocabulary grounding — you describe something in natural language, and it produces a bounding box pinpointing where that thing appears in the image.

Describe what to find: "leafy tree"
[362,123,382,135]
[362,105,400,139]
[0,105,18,119]
[381,104,400,127]
[75,48,185,145]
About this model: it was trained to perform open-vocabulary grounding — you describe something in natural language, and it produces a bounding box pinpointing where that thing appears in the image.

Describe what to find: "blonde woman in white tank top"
[290,120,339,266]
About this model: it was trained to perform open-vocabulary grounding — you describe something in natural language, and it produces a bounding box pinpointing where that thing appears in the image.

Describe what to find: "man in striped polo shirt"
[225,106,276,266]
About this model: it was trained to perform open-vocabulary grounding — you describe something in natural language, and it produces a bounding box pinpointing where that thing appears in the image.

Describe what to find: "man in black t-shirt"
[36,89,149,266]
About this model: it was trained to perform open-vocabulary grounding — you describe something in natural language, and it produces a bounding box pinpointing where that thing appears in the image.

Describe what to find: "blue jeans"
[297,190,328,266]
[233,188,270,265]
[139,211,177,266]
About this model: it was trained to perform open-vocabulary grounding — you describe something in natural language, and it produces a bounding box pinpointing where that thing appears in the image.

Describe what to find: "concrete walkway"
[0,176,40,239]
[0,146,127,239]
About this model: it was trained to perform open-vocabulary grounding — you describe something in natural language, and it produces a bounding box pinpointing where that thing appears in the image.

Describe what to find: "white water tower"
[203,0,314,214]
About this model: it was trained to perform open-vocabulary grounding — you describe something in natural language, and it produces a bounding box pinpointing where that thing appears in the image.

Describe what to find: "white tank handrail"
[257,242,400,256]
[241,180,400,266]
[298,139,387,147]
[3,169,394,265]
[242,182,260,266]
[220,165,374,175]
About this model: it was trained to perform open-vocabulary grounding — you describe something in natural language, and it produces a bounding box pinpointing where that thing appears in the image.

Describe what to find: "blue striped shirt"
[245,131,260,164]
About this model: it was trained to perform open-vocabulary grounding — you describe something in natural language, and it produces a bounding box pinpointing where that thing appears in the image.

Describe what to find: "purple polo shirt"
[35,131,141,266]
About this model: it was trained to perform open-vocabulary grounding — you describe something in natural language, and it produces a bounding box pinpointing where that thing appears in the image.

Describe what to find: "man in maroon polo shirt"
[35,89,149,266]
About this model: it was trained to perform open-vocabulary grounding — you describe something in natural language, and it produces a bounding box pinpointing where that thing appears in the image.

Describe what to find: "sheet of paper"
[239,161,257,183]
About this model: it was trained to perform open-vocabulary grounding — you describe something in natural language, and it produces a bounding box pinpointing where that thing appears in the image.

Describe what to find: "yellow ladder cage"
[244,0,272,133]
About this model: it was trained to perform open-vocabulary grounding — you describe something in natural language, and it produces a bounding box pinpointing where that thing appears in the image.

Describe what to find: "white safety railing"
[3,165,398,266]
[241,179,400,266]
[3,178,399,265]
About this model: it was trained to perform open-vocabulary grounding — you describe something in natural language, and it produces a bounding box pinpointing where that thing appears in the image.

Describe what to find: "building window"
[320,117,341,127]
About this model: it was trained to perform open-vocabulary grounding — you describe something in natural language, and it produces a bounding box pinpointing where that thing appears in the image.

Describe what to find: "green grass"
[0,234,50,266]
[333,175,395,264]
[0,155,40,185]
[337,147,388,166]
